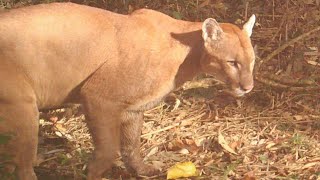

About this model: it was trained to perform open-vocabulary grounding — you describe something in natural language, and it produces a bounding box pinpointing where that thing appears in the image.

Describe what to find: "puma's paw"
[134,164,161,177]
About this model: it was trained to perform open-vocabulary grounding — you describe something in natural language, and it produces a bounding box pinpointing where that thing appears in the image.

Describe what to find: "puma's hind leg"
[0,64,39,180]
[0,102,39,180]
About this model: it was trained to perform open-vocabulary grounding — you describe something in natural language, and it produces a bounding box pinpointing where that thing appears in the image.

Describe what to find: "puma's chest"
[127,77,175,112]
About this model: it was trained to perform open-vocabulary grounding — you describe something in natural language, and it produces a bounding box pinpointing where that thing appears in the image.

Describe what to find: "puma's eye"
[227,60,238,67]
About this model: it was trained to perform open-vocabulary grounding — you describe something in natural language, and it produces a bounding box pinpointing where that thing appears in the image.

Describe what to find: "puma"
[0,3,256,180]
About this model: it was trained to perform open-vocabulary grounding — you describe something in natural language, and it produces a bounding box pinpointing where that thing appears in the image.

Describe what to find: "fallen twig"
[266,74,316,86]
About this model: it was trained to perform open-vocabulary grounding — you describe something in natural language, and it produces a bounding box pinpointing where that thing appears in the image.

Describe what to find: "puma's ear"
[243,14,256,37]
[202,18,224,42]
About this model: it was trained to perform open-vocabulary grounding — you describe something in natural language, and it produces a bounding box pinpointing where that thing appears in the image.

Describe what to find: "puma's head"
[200,15,256,97]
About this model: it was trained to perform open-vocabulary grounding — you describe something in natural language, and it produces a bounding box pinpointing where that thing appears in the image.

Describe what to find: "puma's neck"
[172,25,205,87]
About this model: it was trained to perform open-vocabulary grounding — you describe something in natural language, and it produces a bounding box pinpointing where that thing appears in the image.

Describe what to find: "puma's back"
[0,3,124,108]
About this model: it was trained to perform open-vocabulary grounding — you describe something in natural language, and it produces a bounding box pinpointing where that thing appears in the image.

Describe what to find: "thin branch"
[257,25,320,71]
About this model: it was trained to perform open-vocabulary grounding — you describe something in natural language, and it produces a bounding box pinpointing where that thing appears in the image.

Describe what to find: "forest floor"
[1,0,320,179]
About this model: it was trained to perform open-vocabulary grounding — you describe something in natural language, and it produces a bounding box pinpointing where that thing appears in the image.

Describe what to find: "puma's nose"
[240,84,254,93]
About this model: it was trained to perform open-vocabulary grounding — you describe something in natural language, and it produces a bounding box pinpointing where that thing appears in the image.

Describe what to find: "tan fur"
[0,3,255,180]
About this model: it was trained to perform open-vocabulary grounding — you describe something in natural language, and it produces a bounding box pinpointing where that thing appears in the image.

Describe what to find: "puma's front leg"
[120,110,160,176]
[81,99,121,180]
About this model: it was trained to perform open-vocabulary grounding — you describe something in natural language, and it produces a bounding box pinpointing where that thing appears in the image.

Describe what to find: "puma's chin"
[232,88,249,97]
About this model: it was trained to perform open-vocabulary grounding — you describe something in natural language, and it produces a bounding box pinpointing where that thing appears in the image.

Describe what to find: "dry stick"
[244,1,249,20]
[255,76,320,91]
[39,156,58,165]
[257,25,320,71]
[141,122,180,138]
[272,0,275,21]
[285,0,289,41]
[266,74,315,86]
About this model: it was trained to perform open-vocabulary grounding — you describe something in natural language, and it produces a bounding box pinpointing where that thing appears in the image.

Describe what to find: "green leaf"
[172,11,182,20]
[259,155,268,164]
